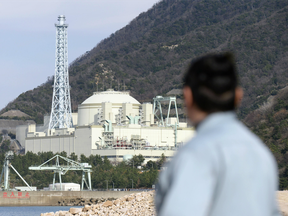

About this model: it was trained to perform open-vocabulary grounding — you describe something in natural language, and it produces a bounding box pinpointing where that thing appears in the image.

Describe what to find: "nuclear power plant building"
[17,89,194,163]
[16,16,194,163]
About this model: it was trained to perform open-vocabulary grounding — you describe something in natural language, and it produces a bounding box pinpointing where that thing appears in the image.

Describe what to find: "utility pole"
[105,180,108,191]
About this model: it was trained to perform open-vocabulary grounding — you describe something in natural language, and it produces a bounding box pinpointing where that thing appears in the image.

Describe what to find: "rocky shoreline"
[57,197,116,206]
[41,191,155,216]
[41,190,288,216]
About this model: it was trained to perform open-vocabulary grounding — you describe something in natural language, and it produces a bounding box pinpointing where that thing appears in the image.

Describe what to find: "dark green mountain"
[244,86,288,189]
[1,0,288,186]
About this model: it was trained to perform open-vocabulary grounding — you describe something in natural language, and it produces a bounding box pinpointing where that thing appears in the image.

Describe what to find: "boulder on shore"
[41,190,156,216]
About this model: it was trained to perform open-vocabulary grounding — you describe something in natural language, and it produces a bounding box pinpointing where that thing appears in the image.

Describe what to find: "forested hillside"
[2,0,288,121]
[244,86,288,189]
[1,0,288,187]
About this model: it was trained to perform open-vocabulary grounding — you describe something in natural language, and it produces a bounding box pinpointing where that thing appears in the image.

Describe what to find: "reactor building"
[17,89,194,163]
[15,15,194,163]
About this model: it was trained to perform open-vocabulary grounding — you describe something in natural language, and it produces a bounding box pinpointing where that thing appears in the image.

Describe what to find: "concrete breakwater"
[0,191,134,206]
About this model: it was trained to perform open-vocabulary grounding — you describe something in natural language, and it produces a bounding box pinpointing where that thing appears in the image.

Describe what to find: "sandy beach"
[278,191,288,215]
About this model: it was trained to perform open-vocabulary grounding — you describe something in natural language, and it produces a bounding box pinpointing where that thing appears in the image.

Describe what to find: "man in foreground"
[155,52,280,216]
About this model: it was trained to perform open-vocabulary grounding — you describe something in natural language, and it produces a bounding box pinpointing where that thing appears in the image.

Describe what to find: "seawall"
[0,191,135,206]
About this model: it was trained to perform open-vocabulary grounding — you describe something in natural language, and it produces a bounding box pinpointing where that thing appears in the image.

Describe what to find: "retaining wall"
[0,191,134,206]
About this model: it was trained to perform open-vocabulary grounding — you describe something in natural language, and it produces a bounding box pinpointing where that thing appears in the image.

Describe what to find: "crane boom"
[29,154,92,191]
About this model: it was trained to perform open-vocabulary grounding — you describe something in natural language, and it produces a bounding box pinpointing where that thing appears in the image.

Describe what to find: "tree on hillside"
[157,153,166,169]
[69,152,78,161]
[0,140,10,153]
[146,160,157,170]
[128,154,145,168]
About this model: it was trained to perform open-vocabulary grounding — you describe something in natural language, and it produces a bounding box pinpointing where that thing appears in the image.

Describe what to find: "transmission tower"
[49,15,73,129]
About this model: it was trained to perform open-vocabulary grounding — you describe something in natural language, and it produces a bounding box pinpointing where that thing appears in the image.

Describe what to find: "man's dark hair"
[183,52,238,113]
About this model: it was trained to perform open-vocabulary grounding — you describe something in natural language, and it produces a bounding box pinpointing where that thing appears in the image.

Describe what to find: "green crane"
[29,155,92,191]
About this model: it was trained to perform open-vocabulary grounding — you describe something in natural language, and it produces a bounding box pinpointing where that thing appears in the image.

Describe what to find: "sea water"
[0,206,83,216]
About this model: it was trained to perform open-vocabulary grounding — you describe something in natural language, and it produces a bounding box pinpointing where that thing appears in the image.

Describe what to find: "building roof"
[166,89,183,96]
[81,89,140,105]
[0,110,31,118]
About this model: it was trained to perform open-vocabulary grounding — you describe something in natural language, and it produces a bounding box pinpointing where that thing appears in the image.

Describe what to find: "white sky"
[0,0,160,110]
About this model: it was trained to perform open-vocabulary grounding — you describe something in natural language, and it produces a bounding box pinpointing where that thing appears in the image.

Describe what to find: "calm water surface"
[0,206,83,216]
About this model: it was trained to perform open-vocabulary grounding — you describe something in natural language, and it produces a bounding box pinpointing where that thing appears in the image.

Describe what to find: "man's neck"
[188,108,208,128]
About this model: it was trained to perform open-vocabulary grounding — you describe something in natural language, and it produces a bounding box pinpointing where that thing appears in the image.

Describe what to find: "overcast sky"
[0,0,159,110]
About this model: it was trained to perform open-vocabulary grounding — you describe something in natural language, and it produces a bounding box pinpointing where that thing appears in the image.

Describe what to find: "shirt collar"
[196,111,237,134]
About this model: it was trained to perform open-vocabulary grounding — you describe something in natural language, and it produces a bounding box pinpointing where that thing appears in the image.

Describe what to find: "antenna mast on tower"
[49,15,73,129]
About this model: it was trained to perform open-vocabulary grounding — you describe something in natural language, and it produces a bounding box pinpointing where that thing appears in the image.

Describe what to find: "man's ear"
[183,86,193,109]
[235,87,243,108]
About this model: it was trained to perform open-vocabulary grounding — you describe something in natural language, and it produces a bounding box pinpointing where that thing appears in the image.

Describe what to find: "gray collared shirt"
[155,112,280,216]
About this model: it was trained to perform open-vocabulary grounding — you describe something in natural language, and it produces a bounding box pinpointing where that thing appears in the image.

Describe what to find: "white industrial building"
[16,89,194,163]
[48,183,80,191]
[16,16,194,164]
